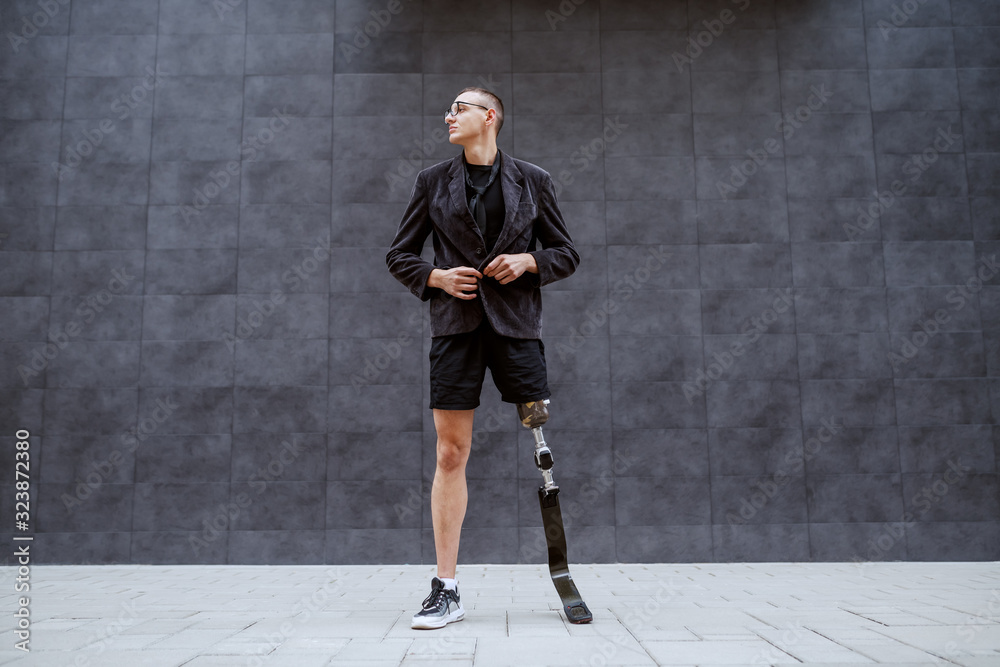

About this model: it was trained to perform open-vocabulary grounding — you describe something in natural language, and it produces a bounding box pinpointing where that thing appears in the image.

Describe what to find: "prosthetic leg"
[517,399,593,624]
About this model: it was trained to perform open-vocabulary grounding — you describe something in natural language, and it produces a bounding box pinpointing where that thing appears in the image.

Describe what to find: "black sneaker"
[411,576,464,629]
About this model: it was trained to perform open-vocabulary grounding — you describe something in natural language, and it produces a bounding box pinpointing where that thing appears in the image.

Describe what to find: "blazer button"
[475,248,484,256]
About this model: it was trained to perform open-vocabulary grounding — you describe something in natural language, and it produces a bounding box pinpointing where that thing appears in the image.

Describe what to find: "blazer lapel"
[447,154,483,240]
[489,150,527,254]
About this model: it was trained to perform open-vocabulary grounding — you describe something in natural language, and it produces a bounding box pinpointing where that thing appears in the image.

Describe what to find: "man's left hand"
[483,253,538,285]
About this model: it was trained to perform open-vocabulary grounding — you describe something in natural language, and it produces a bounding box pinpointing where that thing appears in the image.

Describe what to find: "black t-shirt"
[465,163,505,254]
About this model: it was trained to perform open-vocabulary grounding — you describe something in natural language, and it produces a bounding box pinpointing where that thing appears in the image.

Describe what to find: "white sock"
[438,577,457,590]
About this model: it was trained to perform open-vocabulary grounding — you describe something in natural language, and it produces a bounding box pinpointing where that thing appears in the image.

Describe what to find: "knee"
[436,439,469,473]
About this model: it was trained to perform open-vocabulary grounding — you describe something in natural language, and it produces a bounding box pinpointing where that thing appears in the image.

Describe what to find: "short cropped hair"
[456,87,504,136]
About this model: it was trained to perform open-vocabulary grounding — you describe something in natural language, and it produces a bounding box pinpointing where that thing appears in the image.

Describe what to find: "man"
[385,87,580,630]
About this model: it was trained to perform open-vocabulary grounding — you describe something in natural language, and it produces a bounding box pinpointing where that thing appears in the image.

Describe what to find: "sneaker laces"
[421,583,451,610]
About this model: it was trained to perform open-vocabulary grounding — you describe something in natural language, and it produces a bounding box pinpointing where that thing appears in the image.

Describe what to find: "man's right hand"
[428,267,482,300]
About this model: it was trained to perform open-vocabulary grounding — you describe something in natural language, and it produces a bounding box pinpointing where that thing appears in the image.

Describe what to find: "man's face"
[446,94,493,145]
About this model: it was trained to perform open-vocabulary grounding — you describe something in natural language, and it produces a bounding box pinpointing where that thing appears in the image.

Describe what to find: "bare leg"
[431,408,475,580]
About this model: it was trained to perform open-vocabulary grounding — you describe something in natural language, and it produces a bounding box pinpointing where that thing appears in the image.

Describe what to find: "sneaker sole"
[411,608,465,630]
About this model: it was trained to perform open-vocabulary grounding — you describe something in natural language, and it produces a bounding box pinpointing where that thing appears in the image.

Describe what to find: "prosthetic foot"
[517,399,593,624]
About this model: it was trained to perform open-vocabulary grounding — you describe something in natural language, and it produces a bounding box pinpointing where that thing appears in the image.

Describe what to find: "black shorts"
[429,318,550,410]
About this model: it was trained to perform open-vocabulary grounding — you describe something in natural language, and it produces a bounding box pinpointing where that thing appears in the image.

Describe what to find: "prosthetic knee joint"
[517,399,556,495]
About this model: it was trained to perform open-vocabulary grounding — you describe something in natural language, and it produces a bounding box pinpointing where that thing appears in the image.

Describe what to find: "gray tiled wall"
[1,0,997,566]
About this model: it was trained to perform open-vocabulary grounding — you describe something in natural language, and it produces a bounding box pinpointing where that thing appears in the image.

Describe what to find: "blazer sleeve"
[386,170,442,301]
[527,171,580,287]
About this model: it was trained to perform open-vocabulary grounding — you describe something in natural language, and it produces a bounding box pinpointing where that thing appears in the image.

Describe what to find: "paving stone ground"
[1,562,998,666]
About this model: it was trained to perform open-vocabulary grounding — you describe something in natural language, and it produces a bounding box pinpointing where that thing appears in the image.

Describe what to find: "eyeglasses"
[444,100,491,121]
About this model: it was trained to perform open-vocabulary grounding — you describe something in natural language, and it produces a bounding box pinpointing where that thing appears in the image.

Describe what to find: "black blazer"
[386,150,580,339]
